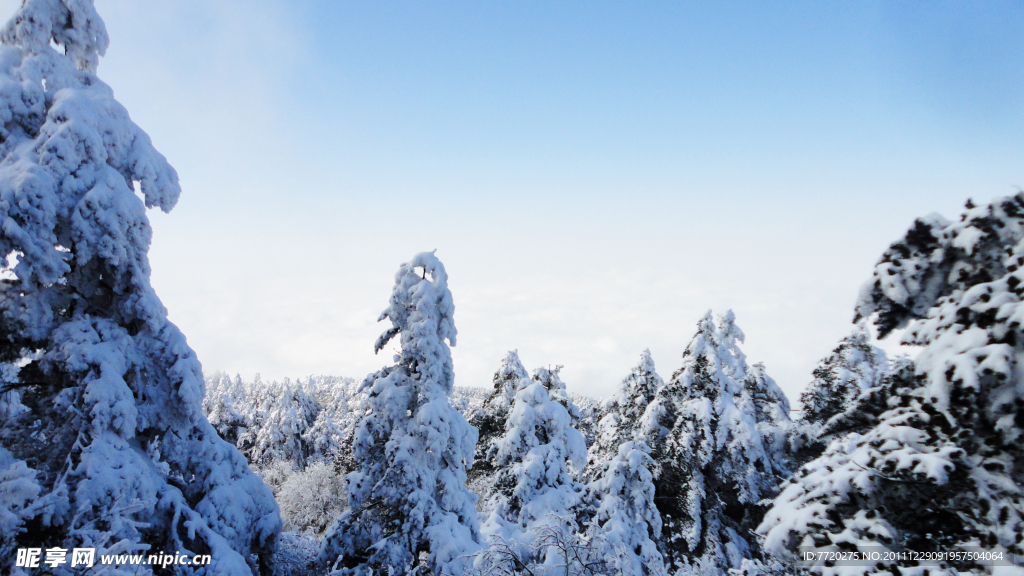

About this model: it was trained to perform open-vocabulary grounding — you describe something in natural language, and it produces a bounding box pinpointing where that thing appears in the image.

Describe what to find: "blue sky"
[6,0,1022,402]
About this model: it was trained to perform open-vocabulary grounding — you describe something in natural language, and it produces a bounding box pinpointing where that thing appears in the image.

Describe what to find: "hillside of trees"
[1,1,1023,576]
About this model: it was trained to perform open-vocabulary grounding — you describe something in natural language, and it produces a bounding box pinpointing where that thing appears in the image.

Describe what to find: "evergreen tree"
[468,350,530,485]
[0,446,50,563]
[0,2,279,574]
[587,349,663,479]
[739,362,792,473]
[584,438,665,576]
[531,364,583,427]
[478,379,588,572]
[205,373,252,445]
[642,312,790,575]
[251,380,319,469]
[318,252,479,576]
[303,405,344,464]
[789,326,888,467]
[798,325,886,427]
[760,195,1024,575]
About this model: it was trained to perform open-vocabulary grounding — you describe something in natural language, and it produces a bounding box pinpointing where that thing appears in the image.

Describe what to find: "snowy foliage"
[319,252,480,576]
[786,327,887,476]
[531,364,584,427]
[0,446,48,560]
[205,373,361,474]
[205,372,252,445]
[275,461,347,537]
[739,362,793,481]
[798,325,887,428]
[587,349,663,478]
[0,2,279,574]
[762,194,1024,575]
[584,439,665,576]
[642,311,791,574]
[477,351,530,425]
[468,351,531,494]
[479,378,588,573]
[203,374,364,540]
[789,326,889,467]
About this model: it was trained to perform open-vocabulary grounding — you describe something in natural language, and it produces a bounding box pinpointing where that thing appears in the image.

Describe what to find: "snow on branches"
[642,311,790,575]
[0,2,279,574]
[478,378,588,573]
[318,252,480,576]
[763,194,1024,575]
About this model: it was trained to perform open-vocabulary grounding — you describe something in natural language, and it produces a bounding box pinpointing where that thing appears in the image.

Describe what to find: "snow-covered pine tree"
[468,350,530,487]
[318,377,370,479]
[205,373,252,445]
[251,379,319,469]
[478,379,589,572]
[587,349,663,479]
[642,311,790,575]
[0,2,279,574]
[799,325,887,427]
[584,438,665,576]
[531,364,584,426]
[318,252,479,576]
[739,362,792,476]
[788,326,888,467]
[760,195,1024,575]
[0,446,49,562]
[575,351,666,575]
[303,402,344,464]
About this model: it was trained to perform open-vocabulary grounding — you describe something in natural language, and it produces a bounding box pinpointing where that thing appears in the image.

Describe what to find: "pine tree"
[789,326,888,467]
[478,379,588,572]
[251,380,319,469]
[740,362,792,473]
[531,364,583,426]
[205,373,252,445]
[584,438,665,576]
[0,446,49,563]
[0,2,279,574]
[760,195,1024,575]
[318,252,479,576]
[303,405,344,464]
[468,350,530,486]
[587,349,663,479]
[799,326,886,427]
[642,312,790,574]
[576,351,667,575]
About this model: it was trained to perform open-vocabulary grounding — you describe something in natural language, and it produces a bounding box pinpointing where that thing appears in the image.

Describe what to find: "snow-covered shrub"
[271,532,319,576]
[472,514,605,576]
[318,252,480,576]
[276,461,347,536]
[760,195,1024,575]
[0,1,279,573]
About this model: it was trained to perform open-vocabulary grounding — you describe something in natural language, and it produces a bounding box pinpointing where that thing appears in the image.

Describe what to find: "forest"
[1,1,1023,576]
